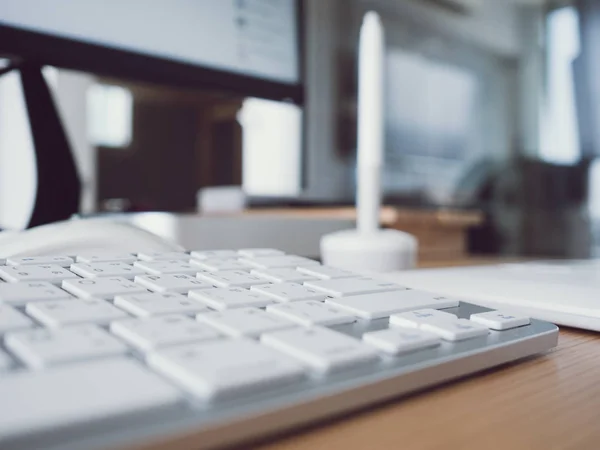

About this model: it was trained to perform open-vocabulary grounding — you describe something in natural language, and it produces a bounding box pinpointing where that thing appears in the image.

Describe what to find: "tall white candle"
[357,11,385,234]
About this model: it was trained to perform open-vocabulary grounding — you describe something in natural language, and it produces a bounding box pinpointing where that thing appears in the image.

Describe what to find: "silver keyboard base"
[6,302,557,450]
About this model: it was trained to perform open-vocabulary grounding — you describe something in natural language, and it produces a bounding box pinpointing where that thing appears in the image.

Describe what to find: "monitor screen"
[0,0,302,100]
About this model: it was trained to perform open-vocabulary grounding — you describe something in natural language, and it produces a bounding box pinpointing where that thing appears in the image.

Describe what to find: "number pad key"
[362,328,441,355]
[390,309,458,329]
[111,315,220,351]
[147,339,305,400]
[304,278,406,297]
[192,259,251,272]
[26,299,129,327]
[115,292,210,317]
[137,252,190,262]
[5,325,128,369]
[62,277,148,299]
[250,268,317,283]
[7,256,74,267]
[326,290,459,320]
[133,260,200,276]
[421,319,490,341]
[0,281,72,306]
[197,308,296,338]
[0,265,79,284]
[189,287,273,310]
[197,270,269,288]
[470,311,531,330]
[237,248,284,258]
[190,250,238,260]
[75,253,137,264]
[239,255,319,269]
[261,327,379,374]
[0,305,34,333]
[297,265,356,280]
[134,274,212,294]
[251,283,327,303]
[266,301,356,326]
[70,262,145,279]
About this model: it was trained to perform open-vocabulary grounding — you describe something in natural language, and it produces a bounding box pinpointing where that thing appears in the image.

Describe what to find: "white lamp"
[320,11,417,273]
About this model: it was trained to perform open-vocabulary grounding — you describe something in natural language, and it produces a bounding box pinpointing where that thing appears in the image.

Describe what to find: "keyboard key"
[261,327,379,374]
[266,300,356,326]
[192,258,251,272]
[239,255,319,269]
[137,251,190,261]
[326,290,459,320]
[251,283,327,302]
[70,262,145,279]
[147,339,305,401]
[0,350,13,373]
[297,265,357,280]
[189,287,274,310]
[0,281,72,306]
[133,260,200,275]
[362,328,441,355]
[0,305,33,333]
[62,277,148,299]
[75,253,137,264]
[390,309,458,329]
[250,268,317,283]
[197,308,296,338]
[134,274,212,294]
[237,248,285,258]
[304,278,406,297]
[7,256,74,267]
[0,359,182,441]
[190,250,238,260]
[111,315,221,351]
[115,292,210,317]
[197,270,269,288]
[421,319,490,341]
[470,311,531,330]
[26,298,129,327]
[5,325,128,369]
[0,264,79,284]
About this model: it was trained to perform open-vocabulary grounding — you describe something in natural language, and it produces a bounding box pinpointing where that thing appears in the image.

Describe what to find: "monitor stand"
[0,60,81,228]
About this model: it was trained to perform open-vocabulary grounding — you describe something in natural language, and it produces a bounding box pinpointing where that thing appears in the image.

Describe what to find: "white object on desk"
[196,186,246,214]
[389,260,600,332]
[320,11,417,273]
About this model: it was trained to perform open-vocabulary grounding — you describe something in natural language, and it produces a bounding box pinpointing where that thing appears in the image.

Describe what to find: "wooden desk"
[244,207,483,261]
[251,259,600,450]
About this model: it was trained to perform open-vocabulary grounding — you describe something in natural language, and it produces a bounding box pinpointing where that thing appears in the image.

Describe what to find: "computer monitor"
[0,0,304,226]
[0,0,303,101]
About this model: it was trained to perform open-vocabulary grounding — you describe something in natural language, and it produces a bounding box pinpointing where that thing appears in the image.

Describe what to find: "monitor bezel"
[0,0,304,103]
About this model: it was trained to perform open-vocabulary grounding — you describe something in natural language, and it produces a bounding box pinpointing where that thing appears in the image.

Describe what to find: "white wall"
[53,70,96,214]
[0,68,95,230]
[0,70,37,229]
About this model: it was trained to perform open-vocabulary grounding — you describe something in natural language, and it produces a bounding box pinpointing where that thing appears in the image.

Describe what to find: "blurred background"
[1,0,599,260]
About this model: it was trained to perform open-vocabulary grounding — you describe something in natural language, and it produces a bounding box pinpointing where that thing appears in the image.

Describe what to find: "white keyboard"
[0,249,558,450]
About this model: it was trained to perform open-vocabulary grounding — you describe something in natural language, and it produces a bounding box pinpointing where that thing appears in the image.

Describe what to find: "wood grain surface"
[253,329,600,450]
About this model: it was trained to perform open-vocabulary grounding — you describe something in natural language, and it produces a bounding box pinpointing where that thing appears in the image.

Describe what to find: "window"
[540,6,581,165]
[239,97,302,196]
[87,84,133,148]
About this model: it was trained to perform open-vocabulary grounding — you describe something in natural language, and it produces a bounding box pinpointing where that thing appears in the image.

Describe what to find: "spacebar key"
[0,358,183,443]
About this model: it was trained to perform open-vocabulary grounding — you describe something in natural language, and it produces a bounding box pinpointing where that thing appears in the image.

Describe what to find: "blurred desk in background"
[123,207,482,260]
[245,206,483,261]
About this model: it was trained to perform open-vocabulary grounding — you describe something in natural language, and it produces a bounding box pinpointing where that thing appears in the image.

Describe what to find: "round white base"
[320,229,417,273]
